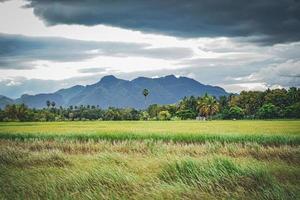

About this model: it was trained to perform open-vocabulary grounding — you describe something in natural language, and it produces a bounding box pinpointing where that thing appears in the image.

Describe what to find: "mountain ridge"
[0,75,228,109]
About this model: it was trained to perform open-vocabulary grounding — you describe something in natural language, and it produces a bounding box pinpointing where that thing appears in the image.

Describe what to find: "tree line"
[0,87,299,122]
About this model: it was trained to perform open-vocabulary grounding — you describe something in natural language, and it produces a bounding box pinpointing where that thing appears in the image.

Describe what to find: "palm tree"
[143,89,149,108]
[46,100,51,109]
[51,101,56,108]
[197,94,219,119]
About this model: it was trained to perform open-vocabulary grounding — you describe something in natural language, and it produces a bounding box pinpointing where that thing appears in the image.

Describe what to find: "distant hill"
[0,75,228,109]
[0,95,14,109]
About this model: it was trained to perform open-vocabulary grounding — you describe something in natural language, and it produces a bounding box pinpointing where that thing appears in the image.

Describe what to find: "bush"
[221,106,244,119]
[284,102,300,118]
[158,110,171,120]
[170,116,181,121]
[176,109,197,120]
[140,111,150,120]
[229,106,245,119]
[257,103,279,119]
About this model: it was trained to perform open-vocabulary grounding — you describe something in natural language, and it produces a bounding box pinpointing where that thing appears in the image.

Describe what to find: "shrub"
[158,110,171,120]
[228,106,245,119]
[284,102,300,118]
[221,106,244,119]
[176,109,197,119]
[257,103,279,119]
[140,111,150,120]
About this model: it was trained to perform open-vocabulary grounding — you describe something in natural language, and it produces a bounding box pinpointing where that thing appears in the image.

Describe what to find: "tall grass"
[0,121,299,199]
[1,142,298,199]
[0,147,70,168]
[159,157,294,199]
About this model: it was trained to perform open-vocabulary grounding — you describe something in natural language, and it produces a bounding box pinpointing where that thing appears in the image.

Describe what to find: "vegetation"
[0,88,299,199]
[0,120,299,145]
[197,94,219,119]
[0,87,299,122]
[0,120,299,199]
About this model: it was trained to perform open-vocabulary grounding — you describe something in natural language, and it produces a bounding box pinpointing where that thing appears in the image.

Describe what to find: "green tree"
[0,109,5,121]
[257,103,279,119]
[264,89,288,109]
[140,111,150,120]
[284,102,300,118]
[104,108,121,120]
[176,109,197,119]
[16,104,30,121]
[158,110,171,120]
[197,94,220,119]
[147,104,161,119]
[228,106,244,119]
[130,109,140,120]
[238,91,264,115]
[287,87,300,105]
[4,104,17,120]
[228,94,240,107]
[68,112,74,121]
[178,96,198,114]
[219,95,229,110]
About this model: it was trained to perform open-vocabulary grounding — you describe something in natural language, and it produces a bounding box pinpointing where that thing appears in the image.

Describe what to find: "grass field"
[0,120,300,199]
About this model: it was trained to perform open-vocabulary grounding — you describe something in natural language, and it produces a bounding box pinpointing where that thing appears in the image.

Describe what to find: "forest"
[1,87,299,122]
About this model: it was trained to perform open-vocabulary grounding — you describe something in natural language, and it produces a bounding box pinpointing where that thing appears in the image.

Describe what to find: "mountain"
[0,95,14,109]
[0,75,228,109]
[55,85,85,103]
[15,94,65,108]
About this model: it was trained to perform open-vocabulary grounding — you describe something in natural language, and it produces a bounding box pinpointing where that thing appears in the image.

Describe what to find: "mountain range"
[0,75,228,109]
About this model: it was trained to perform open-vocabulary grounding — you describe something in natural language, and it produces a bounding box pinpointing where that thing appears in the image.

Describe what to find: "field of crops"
[0,120,300,199]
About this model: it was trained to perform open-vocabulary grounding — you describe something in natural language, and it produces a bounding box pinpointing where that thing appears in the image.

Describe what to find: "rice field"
[0,120,300,199]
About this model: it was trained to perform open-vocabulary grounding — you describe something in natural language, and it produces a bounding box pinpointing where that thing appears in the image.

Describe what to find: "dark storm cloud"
[24,0,300,45]
[0,33,193,69]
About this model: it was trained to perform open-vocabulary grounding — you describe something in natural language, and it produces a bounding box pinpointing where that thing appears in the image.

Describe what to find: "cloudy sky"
[0,0,299,98]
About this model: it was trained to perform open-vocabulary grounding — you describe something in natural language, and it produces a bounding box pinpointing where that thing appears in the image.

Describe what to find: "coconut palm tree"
[197,94,219,119]
[143,89,149,108]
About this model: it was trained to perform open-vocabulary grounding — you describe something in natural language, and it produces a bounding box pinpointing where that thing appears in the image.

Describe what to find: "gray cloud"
[0,75,114,98]
[249,60,300,87]
[133,47,193,60]
[24,0,300,45]
[0,77,58,98]
[1,58,300,98]
[0,33,193,69]
[78,68,107,74]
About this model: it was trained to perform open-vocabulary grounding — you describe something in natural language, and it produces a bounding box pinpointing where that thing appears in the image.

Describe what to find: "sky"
[0,0,299,98]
